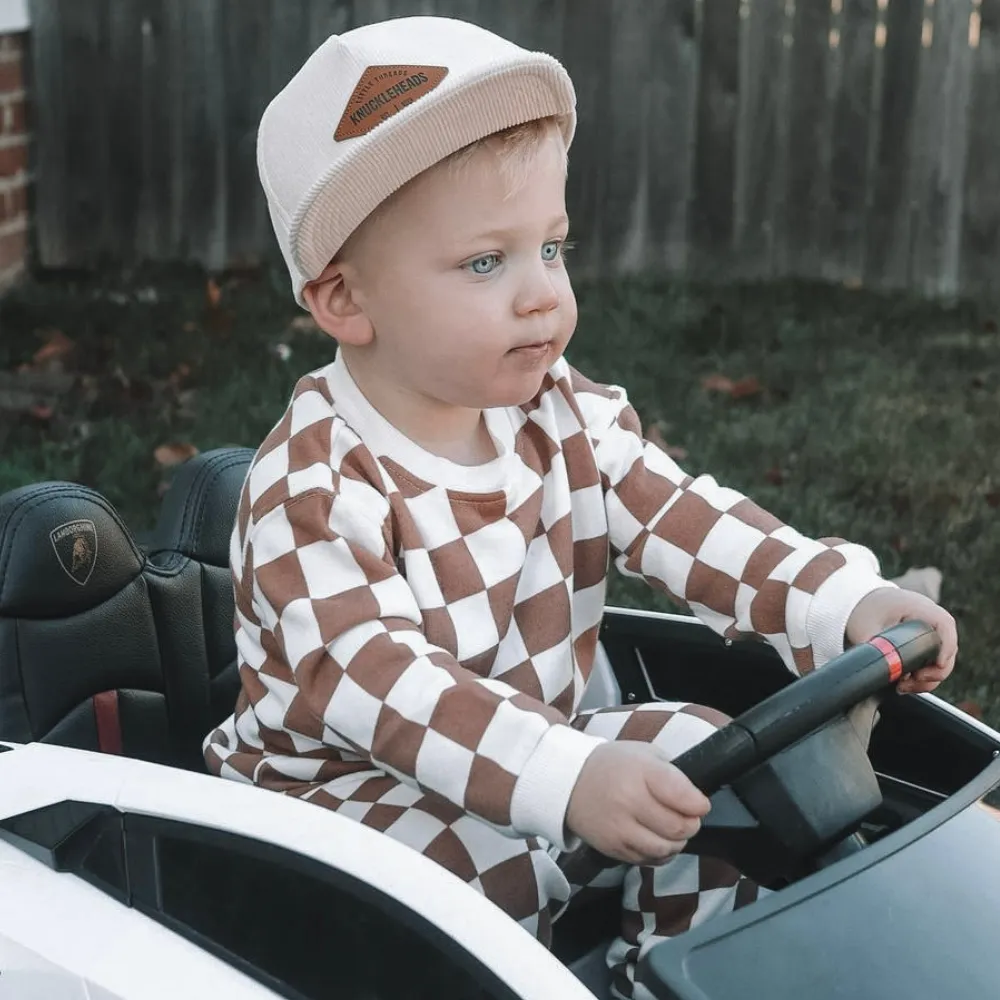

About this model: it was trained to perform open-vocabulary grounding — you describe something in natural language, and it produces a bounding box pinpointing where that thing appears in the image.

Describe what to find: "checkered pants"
[287,702,759,999]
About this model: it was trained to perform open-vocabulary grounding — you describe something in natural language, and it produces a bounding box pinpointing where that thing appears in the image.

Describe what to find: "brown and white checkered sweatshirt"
[204,352,889,849]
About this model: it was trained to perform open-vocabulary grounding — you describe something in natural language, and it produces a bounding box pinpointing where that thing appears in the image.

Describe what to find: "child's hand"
[845,587,958,694]
[565,741,711,865]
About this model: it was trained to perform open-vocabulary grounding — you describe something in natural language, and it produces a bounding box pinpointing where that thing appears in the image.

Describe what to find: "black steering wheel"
[672,620,941,877]
[672,619,940,794]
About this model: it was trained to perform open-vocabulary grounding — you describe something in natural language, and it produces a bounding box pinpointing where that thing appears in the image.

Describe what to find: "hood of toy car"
[642,756,1000,1000]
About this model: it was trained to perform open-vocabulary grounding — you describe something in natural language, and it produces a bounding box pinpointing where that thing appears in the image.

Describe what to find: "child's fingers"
[912,607,958,673]
[923,623,958,675]
[895,606,957,692]
[897,663,949,694]
[644,762,712,817]
[619,827,688,867]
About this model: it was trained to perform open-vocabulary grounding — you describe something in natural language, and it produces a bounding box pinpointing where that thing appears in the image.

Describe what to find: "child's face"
[342,128,577,411]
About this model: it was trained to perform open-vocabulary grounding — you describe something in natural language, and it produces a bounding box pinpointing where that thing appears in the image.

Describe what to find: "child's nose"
[514,261,560,316]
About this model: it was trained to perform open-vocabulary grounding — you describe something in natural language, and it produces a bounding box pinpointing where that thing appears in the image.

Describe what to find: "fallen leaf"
[957,700,983,720]
[701,373,764,400]
[702,374,735,394]
[986,491,1000,508]
[730,376,763,399]
[154,442,199,467]
[983,317,998,334]
[32,329,74,366]
[28,403,53,421]
[890,535,909,553]
[765,466,785,486]
[206,277,222,309]
[666,445,689,461]
[182,321,199,333]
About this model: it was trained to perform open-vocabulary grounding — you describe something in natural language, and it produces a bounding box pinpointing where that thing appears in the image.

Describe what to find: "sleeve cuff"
[509,723,607,851]
[806,565,899,666]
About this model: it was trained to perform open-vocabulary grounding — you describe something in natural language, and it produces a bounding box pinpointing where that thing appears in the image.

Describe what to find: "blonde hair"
[444,114,569,196]
[335,115,568,262]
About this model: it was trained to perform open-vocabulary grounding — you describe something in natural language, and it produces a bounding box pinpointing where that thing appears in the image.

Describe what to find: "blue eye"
[541,240,561,262]
[467,253,501,275]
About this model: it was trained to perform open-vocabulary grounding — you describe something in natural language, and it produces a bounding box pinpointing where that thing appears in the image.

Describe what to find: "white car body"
[0,741,598,1000]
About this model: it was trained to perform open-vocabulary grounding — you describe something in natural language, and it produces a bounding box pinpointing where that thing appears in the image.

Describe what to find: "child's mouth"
[509,340,552,360]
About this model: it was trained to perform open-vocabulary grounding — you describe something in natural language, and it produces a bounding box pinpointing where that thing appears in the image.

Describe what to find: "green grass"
[2,265,998,722]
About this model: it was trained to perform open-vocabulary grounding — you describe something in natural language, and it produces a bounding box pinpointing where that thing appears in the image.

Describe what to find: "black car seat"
[146,447,254,730]
[0,481,210,769]
[0,447,253,770]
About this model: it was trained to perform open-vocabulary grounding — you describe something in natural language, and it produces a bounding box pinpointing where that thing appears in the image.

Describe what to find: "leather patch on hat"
[335,65,448,141]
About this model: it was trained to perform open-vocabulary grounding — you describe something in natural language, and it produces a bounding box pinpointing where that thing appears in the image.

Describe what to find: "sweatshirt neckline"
[324,352,518,493]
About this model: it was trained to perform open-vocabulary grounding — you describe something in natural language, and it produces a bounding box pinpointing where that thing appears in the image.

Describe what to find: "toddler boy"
[205,16,957,998]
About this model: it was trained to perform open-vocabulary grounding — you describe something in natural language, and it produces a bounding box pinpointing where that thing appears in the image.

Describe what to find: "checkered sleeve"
[569,368,894,675]
[247,485,604,849]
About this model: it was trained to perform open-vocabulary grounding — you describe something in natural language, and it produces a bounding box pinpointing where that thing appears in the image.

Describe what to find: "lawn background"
[2,266,997,723]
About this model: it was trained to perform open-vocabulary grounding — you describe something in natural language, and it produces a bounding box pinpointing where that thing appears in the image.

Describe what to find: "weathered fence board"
[603,0,654,271]
[135,0,172,262]
[223,0,272,267]
[558,0,613,277]
[25,0,1000,301]
[183,0,227,271]
[51,1,111,266]
[105,1,142,262]
[825,0,879,284]
[733,0,791,280]
[643,0,699,275]
[786,0,835,278]
[864,0,925,290]
[29,0,66,267]
[911,0,972,292]
[307,0,353,56]
[961,0,1000,299]
[690,0,741,276]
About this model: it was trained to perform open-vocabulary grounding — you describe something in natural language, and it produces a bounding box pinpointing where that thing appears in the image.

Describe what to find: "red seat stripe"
[92,691,123,755]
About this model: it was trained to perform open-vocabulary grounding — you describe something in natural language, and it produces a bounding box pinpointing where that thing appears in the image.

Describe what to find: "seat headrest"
[0,483,144,617]
[150,448,254,567]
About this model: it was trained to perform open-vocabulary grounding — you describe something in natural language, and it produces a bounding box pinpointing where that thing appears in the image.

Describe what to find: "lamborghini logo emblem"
[50,519,98,586]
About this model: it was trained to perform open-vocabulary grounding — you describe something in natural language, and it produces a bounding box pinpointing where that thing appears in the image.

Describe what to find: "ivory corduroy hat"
[257,15,578,305]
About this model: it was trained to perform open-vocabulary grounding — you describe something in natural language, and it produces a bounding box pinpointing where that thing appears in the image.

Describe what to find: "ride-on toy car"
[1,449,998,1000]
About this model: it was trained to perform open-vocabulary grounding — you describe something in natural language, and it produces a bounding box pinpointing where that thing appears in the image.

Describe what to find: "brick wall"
[0,31,28,292]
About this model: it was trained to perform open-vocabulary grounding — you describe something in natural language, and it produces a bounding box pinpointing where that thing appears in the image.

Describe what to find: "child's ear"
[302,261,374,346]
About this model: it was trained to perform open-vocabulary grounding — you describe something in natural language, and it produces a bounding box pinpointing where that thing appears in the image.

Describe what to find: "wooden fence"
[27,0,1000,300]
